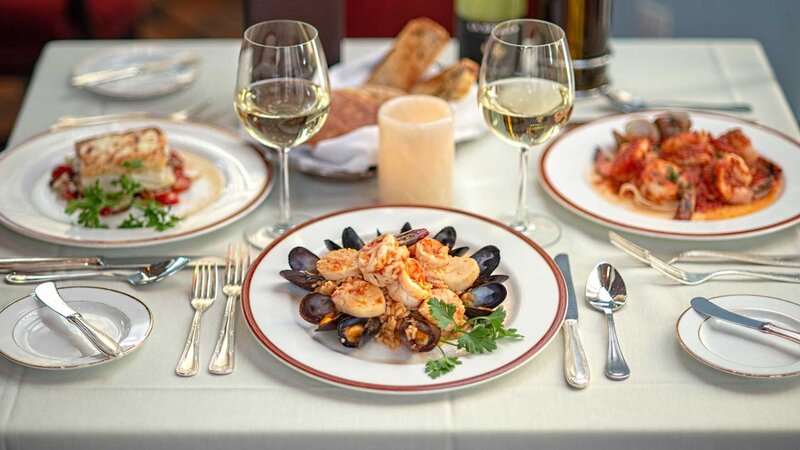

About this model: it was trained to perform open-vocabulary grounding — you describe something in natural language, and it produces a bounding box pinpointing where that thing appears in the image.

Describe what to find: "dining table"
[0,37,798,450]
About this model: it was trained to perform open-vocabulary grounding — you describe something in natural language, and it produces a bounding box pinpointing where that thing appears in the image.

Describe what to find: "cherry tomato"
[173,166,184,177]
[172,176,191,193]
[155,191,179,205]
[51,165,73,181]
[59,183,77,201]
[100,207,112,216]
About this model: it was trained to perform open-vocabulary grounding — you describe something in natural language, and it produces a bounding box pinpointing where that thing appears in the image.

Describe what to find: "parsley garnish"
[64,174,181,231]
[423,298,523,379]
[122,159,143,169]
[666,166,678,183]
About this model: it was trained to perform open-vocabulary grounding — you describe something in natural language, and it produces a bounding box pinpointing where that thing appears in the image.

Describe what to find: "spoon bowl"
[586,262,631,380]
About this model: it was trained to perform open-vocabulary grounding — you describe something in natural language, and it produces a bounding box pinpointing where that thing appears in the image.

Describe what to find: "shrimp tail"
[674,188,696,220]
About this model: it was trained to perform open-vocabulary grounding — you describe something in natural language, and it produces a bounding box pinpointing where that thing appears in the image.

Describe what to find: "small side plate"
[0,286,153,369]
[676,294,800,378]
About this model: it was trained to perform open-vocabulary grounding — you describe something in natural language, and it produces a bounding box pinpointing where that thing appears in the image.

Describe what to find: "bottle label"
[458,18,495,63]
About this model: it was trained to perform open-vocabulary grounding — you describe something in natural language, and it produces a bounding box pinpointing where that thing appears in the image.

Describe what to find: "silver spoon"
[604,87,752,113]
[5,257,189,285]
[586,262,630,380]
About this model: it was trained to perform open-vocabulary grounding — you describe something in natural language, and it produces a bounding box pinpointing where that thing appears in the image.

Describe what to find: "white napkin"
[290,51,487,175]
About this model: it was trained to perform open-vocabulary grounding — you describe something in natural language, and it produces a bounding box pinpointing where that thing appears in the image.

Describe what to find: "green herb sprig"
[424,298,522,379]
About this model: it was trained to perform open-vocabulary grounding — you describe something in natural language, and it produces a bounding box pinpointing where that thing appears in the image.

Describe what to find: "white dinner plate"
[676,294,800,378]
[0,118,272,248]
[72,46,200,99]
[242,205,567,394]
[539,111,800,240]
[0,286,153,369]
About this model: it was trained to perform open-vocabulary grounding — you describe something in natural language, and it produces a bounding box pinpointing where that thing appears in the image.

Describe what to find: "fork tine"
[225,244,234,285]
[647,254,692,283]
[212,263,219,298]
[192,264,200,298]
[235,243,244,284]
[608,231,649,264]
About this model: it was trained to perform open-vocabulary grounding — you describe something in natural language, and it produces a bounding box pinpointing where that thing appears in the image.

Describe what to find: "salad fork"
[647,252,800,285]
[208,243,251,375]
[608,231,800,268]
[176,261,218,377]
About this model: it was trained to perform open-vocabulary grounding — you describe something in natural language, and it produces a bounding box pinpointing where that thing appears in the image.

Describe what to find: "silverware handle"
[646,101,752,112]
[0,257,101,272]
[604,312,630,380]
[208,294,238,374]
[714,269,800,283]
[562,321,589,388]
[5,270,116,284]
[763,323,800,344]
[51,112,151,131]
[674,250,800,268]
[67,313,123,357]
[176,310,203,377]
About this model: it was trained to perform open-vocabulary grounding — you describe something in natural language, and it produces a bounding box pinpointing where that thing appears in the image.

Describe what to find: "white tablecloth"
[0,38,798,450]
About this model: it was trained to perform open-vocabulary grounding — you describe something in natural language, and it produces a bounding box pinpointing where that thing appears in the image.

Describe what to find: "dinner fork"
[208,243,251,375]
[176,261,218,377]
[647,252,800,285]
[50,101,210,131]
[608,231,800,268]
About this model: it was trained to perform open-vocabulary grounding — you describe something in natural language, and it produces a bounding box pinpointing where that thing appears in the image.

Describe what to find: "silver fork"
[176,261,218,377]
[208,243,251,375]
[51,101,210,131]
[647,252,800,285]
[609,231,800,267]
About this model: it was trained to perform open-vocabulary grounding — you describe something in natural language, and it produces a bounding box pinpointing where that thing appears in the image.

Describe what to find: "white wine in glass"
[478,19,575,246]
[235,21,331,248]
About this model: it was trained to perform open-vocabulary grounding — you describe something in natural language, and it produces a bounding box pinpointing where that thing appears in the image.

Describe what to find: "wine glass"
[235,20,331,248]
[478,19,575,246]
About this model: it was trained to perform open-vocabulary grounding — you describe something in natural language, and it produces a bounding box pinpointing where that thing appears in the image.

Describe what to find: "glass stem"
[513,146,530,227]
[278,147,291,225]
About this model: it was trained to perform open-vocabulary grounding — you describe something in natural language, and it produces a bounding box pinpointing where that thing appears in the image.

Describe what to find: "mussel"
[395,312,441,352]
[400,222,412,233]
[280,269,324,291]
[337,316,381,348]
[395,228,429,247]
[472,274,509,287]
[324,239,341,251]
[449,246,469,257]
[288,247,319,273]
[432,226,456,249]
[654,112,691,141]
[461,282,508,318]
[342,227,365,250]
[299,293,342,330]
[470,245,501,279]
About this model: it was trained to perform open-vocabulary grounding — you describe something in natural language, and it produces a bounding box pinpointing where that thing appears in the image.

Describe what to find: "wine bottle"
[455,0,528,63]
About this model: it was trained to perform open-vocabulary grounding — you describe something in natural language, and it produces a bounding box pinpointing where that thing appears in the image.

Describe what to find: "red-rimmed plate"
[242,205,566,394]
[540,111,800,240]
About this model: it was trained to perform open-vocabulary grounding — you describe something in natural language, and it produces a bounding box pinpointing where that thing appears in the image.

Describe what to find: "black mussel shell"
[324,239,342,251]
[342,227,365,250]
[472,274,509,287]
[400,222,412,233]
[462,283,507,318]
[288,247,320,273]
[337,316,381,348]
[376,228,382,237]
[449,246,469,257]
[395,312,441,353]
[471,245,501,279]
[280,269,324,291]
[396,228,429,247]
[433,226,456,249]
[299,293,338,325]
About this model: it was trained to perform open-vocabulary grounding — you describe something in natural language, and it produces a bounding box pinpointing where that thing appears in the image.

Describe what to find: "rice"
[374,299,410,349]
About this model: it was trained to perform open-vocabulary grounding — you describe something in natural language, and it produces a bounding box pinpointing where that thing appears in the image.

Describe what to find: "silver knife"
[33,282,124,357]
[691,297,800,344]
[0,256,224,272]
[71,54,200,87]
[554,254,590,388]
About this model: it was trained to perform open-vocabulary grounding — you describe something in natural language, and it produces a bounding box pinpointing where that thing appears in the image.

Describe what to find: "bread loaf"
[306,85,404,145]
[410,58,478,100]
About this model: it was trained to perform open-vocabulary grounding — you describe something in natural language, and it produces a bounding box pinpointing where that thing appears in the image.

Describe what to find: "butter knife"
[71,54,200,87]
[34,282,123,357]
[554,254,590,388]
[691,297,800,344]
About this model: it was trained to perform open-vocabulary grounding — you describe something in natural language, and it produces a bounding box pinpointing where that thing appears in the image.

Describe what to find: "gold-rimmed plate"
[0,286,153,369]
[676,294,800,378]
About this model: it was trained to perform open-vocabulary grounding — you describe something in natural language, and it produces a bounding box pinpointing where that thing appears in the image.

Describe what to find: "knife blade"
[691,297,800,344]
[0,256,224,272]
[554,254,590,388]
[33,282,124,357]
[71,53,200,87]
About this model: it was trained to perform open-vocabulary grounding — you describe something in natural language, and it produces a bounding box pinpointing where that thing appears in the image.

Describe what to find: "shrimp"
[419,288,466,332]
[441,255,480,293]
[413,238,449,269]
[635,158,684,204]
[711,153,753,204]
[606,138,654,184]
[386,259,432,309]
[713,128,759,166]
[357,233,409,287]
[331,278,386,318]
[316,248,359,281]
[660,131,715,166]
